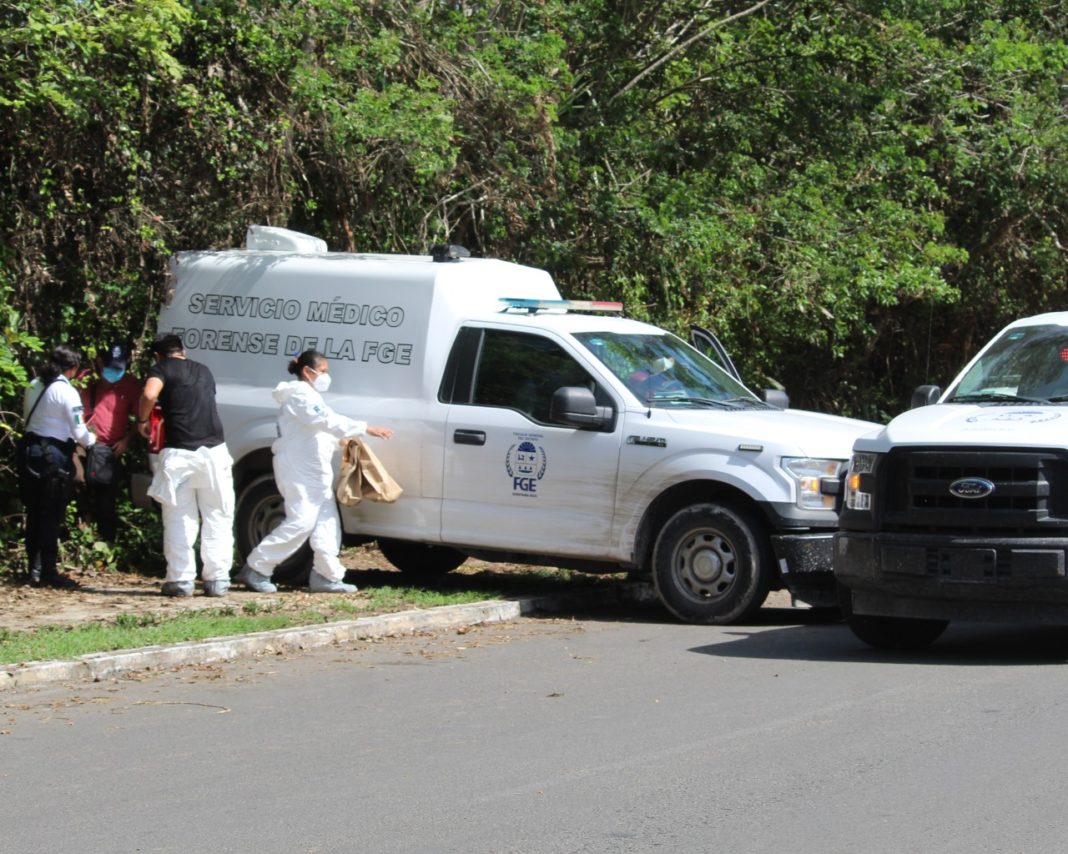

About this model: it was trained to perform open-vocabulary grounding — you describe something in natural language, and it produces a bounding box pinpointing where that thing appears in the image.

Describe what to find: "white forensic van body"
[837,312,1068,647]
[157,226,876,623]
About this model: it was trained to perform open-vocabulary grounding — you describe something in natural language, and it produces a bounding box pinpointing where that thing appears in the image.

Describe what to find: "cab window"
[470,330,605,424]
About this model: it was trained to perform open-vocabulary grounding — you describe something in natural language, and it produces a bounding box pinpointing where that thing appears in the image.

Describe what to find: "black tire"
[234,475,312,584]
[837,583,948,650]
[377,538,467,578]
[652,503,771,624]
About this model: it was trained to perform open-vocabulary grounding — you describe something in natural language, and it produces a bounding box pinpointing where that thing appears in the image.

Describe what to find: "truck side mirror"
[761,389,789,410]
[911,384,942,409]
[550,387,614,431]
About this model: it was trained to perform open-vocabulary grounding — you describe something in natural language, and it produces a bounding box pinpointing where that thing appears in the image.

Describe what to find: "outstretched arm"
[137,376,163,439]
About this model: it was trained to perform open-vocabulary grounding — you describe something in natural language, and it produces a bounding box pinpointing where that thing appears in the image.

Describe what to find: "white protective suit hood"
[272,379,304,405]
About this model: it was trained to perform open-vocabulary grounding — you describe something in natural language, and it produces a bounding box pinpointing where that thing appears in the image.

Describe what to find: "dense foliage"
[1,0,1066,530]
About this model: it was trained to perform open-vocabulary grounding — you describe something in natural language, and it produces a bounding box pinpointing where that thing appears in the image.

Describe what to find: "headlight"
[781,457,846,510]
[843,452,879,511]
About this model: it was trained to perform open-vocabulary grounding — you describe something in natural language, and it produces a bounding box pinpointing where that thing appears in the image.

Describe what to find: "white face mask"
[311,371,331,393]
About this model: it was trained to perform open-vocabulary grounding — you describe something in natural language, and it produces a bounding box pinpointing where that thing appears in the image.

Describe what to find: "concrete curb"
[0,583,655,692]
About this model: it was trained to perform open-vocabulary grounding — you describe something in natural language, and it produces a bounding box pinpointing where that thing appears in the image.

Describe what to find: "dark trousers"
[20,437,75,579]
[82,450,125,543]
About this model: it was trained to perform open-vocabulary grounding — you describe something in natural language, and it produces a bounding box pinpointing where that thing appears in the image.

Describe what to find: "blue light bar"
[499,298,624,314]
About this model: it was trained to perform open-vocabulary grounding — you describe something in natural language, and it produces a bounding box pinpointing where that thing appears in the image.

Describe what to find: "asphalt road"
[4,606,1068,853]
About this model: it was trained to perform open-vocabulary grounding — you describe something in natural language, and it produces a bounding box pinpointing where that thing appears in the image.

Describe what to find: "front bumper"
[770,531,836,607]
[836,531,1068,624]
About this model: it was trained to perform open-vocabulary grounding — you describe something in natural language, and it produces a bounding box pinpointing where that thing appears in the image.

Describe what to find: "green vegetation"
[0,585,504,665]
[0,557,608,664]
[1,1,1066,544]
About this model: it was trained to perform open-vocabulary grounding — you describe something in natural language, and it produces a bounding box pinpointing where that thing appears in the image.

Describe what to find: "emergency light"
[499,298,624,314]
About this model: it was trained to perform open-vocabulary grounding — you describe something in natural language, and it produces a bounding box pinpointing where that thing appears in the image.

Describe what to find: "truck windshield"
[573,331,763,407]
[948,324,1068,403]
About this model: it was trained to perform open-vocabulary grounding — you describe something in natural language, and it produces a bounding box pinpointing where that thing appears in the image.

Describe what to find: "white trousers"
[149,444,235,583]
[245,453,346,582]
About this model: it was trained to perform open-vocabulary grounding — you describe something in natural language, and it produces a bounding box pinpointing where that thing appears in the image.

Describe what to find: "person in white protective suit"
[237,349,393,594]
[138,334,235,598]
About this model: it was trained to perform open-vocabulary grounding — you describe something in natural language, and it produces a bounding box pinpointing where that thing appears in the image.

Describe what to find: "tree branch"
[610,0,773,102]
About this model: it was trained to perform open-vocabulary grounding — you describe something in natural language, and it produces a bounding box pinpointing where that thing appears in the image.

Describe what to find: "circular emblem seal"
[948,477,995,499]
[505,441,547,480]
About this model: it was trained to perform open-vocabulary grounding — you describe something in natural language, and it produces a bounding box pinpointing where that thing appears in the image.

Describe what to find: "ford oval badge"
[949,477,996,499]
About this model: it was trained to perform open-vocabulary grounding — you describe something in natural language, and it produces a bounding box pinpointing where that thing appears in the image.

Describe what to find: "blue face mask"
[102,366,125,384]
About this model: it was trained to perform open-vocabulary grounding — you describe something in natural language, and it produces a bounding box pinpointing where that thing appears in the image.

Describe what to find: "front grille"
[881,448,1068,533]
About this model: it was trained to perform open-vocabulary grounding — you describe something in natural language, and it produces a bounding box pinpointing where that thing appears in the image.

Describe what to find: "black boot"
[42,571,80,590]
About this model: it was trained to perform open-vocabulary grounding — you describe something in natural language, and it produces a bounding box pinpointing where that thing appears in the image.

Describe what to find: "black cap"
[101,342,129,370]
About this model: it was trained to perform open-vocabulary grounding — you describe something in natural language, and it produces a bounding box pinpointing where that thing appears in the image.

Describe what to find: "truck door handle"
[453,429,486,446]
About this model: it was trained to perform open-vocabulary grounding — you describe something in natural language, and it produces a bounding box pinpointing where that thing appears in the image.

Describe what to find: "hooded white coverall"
[147,442,235,583]
[245,380,367,582]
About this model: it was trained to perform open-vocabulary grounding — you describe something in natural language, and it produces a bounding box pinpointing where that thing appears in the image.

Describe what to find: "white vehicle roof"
[856,311,1068,453]
[942,311,1068,401]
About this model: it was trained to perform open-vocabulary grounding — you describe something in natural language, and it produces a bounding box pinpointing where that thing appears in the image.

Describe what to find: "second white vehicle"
[838,312,1068,648]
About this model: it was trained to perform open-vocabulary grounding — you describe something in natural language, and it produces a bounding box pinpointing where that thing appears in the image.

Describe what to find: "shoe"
[308,572,357,594]
[43,572,81,590]
[161,581,194,597]
[203,580,230,597]
[26,557,42,587]
[237,565,277,594]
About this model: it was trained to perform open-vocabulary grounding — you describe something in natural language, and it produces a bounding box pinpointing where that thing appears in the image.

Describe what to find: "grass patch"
[0,554,626,666]
[0,611,311,665]
[0,585,510,666]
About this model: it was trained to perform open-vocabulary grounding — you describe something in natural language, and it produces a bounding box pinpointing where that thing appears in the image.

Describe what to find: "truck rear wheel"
[838,584,948,650]
[234,475,312,584]
[377,538,467,578]
[652,503,771,624]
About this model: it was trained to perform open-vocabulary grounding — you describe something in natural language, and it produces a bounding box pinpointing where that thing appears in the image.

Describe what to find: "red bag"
[148,404,165,453]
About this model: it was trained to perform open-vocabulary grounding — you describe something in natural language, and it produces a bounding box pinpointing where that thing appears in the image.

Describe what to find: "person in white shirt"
[20,344,96,588]
[237,349,393,594]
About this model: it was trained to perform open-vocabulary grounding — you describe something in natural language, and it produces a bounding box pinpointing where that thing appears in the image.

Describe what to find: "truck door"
[690,325,743,382]
[441,327,623,557]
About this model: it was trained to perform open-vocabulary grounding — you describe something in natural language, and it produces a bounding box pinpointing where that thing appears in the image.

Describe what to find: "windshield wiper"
[647,393,744,409]
[948,392,1051,404]
[720,396,774,410]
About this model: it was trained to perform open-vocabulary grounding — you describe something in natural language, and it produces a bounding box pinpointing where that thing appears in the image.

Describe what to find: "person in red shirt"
[80,342,141,542]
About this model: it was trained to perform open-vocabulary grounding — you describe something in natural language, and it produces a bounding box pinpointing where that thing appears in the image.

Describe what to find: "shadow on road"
[345,563,858,629]
[690,620,1068,666]
[356,558,1068,666]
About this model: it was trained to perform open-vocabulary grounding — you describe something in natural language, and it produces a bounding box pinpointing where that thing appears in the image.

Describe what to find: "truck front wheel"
[838,584,948,650]
[652,503,771,624]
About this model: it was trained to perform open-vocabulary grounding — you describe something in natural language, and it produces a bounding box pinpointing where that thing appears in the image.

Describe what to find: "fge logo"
[505,441,547,495]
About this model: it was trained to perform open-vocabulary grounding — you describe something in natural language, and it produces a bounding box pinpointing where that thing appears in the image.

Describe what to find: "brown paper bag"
[336,438,403,506]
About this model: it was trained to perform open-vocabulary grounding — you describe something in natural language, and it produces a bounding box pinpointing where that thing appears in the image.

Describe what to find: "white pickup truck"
[837,312,1068,647]
[154,226,875,623]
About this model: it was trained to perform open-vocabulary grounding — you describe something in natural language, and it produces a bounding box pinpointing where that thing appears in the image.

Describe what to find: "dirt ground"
[0,543,795,635]
[0,544,498,634]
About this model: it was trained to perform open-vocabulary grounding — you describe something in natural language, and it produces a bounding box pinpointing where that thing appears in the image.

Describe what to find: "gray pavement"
[4,610,1068,852]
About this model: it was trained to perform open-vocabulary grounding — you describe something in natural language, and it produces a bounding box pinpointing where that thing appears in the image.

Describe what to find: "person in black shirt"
[138,334,235,597]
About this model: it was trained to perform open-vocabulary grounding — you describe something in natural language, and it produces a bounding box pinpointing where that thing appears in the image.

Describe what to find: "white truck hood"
[665,407,877,459]
[855,404,1068,453]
